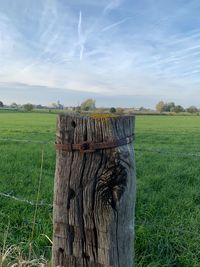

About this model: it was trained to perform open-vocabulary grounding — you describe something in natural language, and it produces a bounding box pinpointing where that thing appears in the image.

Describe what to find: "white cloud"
[103,0,124,14]
[1,0,200,106]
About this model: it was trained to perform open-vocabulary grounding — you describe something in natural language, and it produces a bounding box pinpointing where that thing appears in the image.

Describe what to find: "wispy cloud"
[1,0,200,107]
[101,17,130,32]
[103,0,124,14]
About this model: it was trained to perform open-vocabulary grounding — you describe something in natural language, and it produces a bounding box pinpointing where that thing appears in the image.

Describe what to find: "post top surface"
[56,112,135,148]
[58,113,135,120]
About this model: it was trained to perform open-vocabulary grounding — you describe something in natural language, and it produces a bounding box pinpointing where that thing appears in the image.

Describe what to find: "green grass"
[0,113,56,262]
[0,112,200,266]
[135,116,200,267]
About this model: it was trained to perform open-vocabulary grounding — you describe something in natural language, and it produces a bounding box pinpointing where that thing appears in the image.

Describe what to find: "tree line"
[156,101,199,113]
[0,99,97,112]
[1,99,199,114]
[0,99,120,113]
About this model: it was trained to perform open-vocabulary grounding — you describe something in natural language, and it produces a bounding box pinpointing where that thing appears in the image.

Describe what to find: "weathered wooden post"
[52,114,136,267]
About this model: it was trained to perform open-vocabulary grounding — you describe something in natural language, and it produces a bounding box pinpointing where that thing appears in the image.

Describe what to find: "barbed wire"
[1,191,199,237]
[0,192,52,207]
[135,148,200,157]
[0,136,199,213]
[135,221,200,237]
[0,131,199,144]
[136,131,200,136]
[0,138,54,144]
[0,137,200,157]
[0,131,199,243]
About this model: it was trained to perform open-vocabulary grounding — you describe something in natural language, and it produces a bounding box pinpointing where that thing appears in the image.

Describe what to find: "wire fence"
[0,136,199,207]
[0,192,52,207]
[0,141,53,208]
[135,148,200,157]
[0,137,200,156]
[1,134,200,251]
[0,138,53,144]
[135,221,200,237]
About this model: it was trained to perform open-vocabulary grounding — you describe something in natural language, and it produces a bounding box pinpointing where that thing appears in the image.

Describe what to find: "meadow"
[0,112,200,266]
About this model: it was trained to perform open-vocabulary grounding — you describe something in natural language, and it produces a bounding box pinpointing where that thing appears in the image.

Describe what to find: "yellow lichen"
[89,113,118,120]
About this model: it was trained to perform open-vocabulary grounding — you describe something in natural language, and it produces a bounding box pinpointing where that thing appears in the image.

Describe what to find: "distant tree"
[139,107,149,112]
[156,101,176,112]
[187,106,198,113]
[156,101,165,112]
[24,103,34,111]
[171,105,185,113]
[0,101,3,107]
[36,104,43,109]
[110,107,116,113]
[80,99,96,111]
[167,102,176,112]
[163,102,176,112]
[11,102,18,108]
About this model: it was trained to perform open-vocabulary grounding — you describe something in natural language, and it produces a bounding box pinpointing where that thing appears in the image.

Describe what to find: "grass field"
[0,112,200,266]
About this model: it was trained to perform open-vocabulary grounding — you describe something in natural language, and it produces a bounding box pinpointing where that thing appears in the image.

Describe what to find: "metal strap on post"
[55,134,134,153]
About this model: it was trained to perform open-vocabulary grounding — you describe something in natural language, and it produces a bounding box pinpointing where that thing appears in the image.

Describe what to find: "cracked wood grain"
[52,115,136,267]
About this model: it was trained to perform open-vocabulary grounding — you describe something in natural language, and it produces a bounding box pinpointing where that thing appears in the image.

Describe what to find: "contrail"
[101,17,130,32]
[78,10,82,38]
[79,45,84,61]
[78,10,84,61]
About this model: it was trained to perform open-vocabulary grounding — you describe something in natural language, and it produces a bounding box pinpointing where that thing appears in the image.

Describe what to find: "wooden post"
[52,114,136,267]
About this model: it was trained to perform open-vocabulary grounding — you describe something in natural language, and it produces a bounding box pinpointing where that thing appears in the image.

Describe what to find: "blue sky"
[0,0,200,108]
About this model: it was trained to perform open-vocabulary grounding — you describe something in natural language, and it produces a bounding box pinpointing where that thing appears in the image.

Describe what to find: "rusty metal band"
[55,134,134,153]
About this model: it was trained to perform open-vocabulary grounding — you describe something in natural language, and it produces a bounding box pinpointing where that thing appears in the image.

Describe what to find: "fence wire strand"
[135,148,200,157]
[0,136,200,207]
[0,192,52,207]
[0,137,200,157]
[0,138,54,144]
[135,221,200,237]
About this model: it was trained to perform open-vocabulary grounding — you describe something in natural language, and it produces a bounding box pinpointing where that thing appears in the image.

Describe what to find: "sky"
[0,0,200,108]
